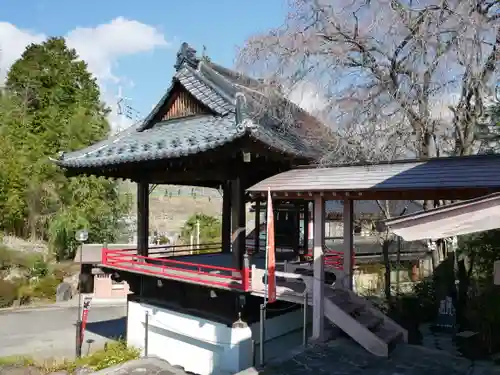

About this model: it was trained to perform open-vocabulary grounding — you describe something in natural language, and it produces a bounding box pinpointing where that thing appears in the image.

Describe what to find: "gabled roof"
[56,42,329,170]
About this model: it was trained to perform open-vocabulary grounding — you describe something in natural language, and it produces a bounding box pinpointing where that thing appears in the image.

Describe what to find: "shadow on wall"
[85,317,127,340]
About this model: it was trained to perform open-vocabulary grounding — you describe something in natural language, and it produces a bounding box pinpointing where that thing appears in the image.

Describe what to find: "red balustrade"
[101,245,251,291]
[306,247,356,270]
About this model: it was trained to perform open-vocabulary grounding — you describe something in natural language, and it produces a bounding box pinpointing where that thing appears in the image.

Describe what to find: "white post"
[190,234,194,254]
[343,199,354,290]
[196,220,200,250]
[312,195,325,341]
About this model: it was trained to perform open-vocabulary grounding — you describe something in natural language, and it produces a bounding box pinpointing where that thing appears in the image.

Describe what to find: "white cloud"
[288,81,329,114]
[0,18,169,130]
[65,17,168,85]
[0,22,46,82]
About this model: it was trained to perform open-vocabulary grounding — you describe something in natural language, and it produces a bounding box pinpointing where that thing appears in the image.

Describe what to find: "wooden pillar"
[303,201,309,255]
[343,199,354,290]
[221,182,232,253]
[254,200,261,253]
[231,177,246,270]
[137,181,149,257]
[312,195,325,341]
[293,202,300,258]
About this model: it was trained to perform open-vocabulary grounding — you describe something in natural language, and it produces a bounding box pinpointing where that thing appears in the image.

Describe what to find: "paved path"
[0,304,127,360]
[260,339,500,375]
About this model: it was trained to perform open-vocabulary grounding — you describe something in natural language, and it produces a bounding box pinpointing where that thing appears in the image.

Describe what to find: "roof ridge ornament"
[235,92,255,132]
[174,42,199,71]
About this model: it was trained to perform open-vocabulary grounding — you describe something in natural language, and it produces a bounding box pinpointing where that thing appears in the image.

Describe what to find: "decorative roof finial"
[174,42,198,71]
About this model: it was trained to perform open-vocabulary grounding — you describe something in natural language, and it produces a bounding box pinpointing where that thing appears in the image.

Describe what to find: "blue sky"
[0,0,288,128]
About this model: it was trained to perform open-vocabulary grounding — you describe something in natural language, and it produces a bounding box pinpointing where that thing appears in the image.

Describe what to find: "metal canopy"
[247,154,500,196]
[384,193,500,241]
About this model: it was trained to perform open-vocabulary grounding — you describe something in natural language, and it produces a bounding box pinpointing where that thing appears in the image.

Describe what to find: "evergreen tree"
[0,37,130,260]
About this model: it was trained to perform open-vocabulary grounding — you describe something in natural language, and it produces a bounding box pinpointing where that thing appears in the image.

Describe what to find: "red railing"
[101,245,251,291]
[306,247,356,270]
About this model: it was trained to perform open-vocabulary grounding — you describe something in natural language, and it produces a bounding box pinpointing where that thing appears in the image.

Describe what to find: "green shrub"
[31,276,60,300]
[0,341,140,374]
[412,277,437,323]
[464,285,500,354]
[74,341,140,371]
[0,279,18,308]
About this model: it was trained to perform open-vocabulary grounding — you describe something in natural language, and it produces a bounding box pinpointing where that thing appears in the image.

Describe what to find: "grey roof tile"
[247,154,500,192]
[176,67,232,115]
[58,115,240,168]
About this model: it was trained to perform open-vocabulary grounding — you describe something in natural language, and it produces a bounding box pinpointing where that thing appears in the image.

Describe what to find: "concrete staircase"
[249,266,407,357]
[323,287,407,357]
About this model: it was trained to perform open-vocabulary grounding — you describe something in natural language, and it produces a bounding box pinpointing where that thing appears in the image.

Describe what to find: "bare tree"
[238,0,498,273]
[238,0,499,160]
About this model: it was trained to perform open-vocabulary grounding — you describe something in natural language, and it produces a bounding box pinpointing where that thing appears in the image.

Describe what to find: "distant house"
[74,244,133,299]
[247,199,432,294]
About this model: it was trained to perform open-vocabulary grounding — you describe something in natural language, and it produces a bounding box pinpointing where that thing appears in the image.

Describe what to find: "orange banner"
[267,188,276,303]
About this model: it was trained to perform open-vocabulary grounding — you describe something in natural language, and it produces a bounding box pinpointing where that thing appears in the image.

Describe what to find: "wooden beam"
[312,195,325,341]
[248,188,498,201]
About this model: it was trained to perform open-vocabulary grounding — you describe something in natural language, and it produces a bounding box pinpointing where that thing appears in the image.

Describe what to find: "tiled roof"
[58,115,239,168]
[56,42,327,170]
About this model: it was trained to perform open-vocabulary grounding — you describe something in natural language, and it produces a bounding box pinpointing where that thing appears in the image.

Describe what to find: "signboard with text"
[80,296,93,343]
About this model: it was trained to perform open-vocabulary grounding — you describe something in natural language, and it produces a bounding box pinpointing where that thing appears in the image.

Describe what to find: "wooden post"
[231,177,246,270]
[254,200,261,253]
[137,181,149,258]
[222,181,232,253]
[303,201,309,255]
[312,195,325,341]
[343,199,354,290]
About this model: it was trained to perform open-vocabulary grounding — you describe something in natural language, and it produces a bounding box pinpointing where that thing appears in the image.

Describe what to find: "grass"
[0,341,140,374]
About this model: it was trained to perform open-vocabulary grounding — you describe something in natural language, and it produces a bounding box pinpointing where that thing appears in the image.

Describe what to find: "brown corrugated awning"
[384,193,500,241]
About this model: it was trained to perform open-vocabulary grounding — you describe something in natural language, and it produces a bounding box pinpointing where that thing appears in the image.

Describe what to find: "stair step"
[334,299,364,314]
[374,325,403,344]
[354,311,384,330]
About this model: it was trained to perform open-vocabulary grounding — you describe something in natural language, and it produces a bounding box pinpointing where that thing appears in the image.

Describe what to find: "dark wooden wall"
[162,89,209,121]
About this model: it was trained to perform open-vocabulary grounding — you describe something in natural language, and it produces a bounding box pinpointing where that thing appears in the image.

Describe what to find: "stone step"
[354,310,384,330]
[373,325,403,345]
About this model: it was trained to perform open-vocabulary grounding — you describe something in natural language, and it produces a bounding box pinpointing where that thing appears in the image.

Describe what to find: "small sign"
[435,296,456,330]
[80,296,93,343]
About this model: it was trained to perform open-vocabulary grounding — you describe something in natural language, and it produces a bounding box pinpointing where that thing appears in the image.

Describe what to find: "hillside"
[121,182,222,235]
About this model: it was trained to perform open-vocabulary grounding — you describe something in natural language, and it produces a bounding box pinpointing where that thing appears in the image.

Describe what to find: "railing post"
[242,253,250,292]
[101,247,108,265]
[144,311,149,357]
[259,303,266,366]
[303,291,308,347]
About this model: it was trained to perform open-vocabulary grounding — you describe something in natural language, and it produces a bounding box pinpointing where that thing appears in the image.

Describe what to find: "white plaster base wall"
[127,300,253,375]
[249,307,308,345]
